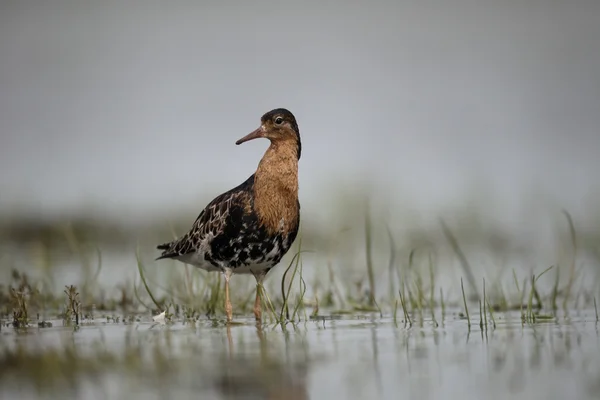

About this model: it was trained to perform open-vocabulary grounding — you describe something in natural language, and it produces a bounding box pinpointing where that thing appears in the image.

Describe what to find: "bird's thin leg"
[223,268,233,323]
[252,271,267,322]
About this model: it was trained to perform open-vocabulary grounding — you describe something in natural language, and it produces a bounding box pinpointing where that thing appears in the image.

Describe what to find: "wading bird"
[156,108,301,323]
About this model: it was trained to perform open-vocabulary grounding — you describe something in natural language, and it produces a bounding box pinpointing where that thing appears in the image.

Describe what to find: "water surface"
[2,310,598,400]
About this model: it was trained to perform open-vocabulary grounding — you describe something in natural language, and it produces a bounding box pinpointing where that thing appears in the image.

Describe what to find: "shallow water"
[1,310,599,400]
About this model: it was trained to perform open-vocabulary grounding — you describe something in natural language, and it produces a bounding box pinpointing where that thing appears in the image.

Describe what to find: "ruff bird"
[156,108,301,322]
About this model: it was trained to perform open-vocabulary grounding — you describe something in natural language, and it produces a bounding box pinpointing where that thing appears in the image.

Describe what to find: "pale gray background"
[1,0,599,233]
[1,9,600,400]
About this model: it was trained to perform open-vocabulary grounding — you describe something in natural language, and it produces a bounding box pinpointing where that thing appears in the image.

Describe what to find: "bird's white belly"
[231,262,273,275]
[175,252,220,272]
[175,252,274,275]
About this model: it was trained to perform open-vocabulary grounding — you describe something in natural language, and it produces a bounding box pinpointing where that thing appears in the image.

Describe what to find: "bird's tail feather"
[155,241,176,260]
[157,242,171,250]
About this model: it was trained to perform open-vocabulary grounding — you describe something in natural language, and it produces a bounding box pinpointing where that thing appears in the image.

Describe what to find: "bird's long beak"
[236,125,265,145]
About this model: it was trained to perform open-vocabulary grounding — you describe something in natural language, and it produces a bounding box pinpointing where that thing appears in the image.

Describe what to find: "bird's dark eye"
[274,116,284,125]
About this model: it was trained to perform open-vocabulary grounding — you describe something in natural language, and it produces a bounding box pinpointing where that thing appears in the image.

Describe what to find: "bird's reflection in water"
[217,322,310,400]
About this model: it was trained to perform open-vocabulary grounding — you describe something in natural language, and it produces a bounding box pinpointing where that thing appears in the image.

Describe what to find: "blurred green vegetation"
[0,186,599,400]
[0,184,599,327]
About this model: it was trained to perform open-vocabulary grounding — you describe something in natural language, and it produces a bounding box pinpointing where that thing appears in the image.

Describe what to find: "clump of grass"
[406,249,425,326]
[258,285,278,324]
[440,218,478,301]
[440,287,446,324]
[483,279,496,329]
[551,266,560,312]
[497,287,509,312]
[319,227,350,310]
[279,243,306,323]
[386,225,397,307]
[461,277,471,331]
[398,288,412,327]
[429,253,438,327]
[479,299,484,331]
[136,248,164,314]
[414,271,424,327]
[482,279,487,330]
[205,272,223,318]
[291,258,308,322]
[280,232,305,321]
[6,270,40,328]
[525,266,554,324]
[1,268,139,328]
[365,208,376,307]
[10,287,30,328]
[513,268,524,324]
[63,285,81,327]
[562,210,577,313]
[311,295,319,318]
[181,305,200,323]
[62,224,104,303]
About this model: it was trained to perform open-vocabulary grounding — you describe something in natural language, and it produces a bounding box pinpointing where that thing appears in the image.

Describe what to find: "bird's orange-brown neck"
[253,138,300,235]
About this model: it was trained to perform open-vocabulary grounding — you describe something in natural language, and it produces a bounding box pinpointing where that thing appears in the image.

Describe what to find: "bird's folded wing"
[156,186,251,260]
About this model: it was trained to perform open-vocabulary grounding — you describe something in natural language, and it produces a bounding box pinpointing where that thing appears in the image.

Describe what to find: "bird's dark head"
[236,108,301,159]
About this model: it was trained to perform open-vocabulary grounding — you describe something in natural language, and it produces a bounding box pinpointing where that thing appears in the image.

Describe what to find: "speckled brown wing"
[155,175,255,261]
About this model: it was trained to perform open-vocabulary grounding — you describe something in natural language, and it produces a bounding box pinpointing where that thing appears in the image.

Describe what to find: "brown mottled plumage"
[254,138,300,235]
[156,108,301,323]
